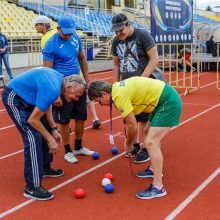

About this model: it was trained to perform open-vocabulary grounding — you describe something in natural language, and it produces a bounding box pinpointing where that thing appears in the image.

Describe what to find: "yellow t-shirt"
[41,29,57,49]
[112,77,165,117]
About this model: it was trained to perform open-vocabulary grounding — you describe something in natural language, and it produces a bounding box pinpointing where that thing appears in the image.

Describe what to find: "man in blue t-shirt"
[43,16,94,164]
[2,67,87,200]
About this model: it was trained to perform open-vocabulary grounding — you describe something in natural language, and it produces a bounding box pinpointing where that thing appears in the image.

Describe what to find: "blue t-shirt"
[7,67,64,112]
[0,34,8,53]
[42,33,83,76]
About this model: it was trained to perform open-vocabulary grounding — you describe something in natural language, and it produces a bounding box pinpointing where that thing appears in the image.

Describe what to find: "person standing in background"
[0,27,13,80]
[43,16,95,164]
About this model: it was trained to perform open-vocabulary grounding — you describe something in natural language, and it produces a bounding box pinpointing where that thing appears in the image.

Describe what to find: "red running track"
[0,70,219,219]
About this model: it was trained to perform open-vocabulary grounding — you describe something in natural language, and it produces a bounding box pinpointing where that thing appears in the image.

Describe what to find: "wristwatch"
[50,127,59,133]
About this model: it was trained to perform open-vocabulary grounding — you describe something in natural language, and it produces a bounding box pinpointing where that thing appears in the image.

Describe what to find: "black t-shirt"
[111,28,156,80]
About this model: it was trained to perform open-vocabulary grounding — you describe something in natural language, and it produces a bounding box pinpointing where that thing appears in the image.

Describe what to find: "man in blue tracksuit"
[2,67,87,200]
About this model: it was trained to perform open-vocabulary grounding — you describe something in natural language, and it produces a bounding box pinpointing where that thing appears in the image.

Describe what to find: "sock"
[74,139,82,151]
[141,148,147,152]
[133,143,140,151]
[64,144,72,154]
[153,184,163,190]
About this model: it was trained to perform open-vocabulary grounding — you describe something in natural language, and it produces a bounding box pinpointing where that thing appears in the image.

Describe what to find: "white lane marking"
[165,167,220,220]
[1,102,220,218]
[0,116,122,160]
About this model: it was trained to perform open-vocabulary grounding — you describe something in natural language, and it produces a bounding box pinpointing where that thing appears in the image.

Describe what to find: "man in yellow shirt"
[88,77,182,199]
[32,15,57,49]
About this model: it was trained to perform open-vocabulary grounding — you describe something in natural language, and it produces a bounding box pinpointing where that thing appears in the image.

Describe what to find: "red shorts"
[184,53,191,61]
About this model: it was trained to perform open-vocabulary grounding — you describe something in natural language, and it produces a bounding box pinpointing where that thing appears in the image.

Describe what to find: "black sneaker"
[43,167,64,178]
[92,120,101,129]
[134,150,150,164]
[125,146,140,158]
[24,186,54,201]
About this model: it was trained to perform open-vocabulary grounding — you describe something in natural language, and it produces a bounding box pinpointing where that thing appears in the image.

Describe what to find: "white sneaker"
[73,147,94,156]
[64,152,78,163]
[192,67,196,72]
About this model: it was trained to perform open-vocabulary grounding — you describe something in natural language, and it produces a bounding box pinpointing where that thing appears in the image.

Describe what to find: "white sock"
[153,184,163,190]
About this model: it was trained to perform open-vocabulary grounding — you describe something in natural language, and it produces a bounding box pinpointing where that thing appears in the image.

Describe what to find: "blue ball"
[111,147,118,155]
[104,184,114,193]
[92,152,100,160]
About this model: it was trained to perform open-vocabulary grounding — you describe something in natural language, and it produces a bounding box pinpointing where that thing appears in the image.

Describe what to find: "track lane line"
[1,101,220,218]
[165,167,220,220]
[0,116,121,160]
[0,76,216,132]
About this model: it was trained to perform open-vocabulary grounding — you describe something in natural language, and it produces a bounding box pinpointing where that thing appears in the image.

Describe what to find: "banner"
[150,0,193,44]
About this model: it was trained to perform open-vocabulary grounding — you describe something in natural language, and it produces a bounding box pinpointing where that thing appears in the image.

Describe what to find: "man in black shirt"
[111,13,166,163]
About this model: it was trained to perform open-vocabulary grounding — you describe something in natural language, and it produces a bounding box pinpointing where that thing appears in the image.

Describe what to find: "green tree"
[206,5,212,11]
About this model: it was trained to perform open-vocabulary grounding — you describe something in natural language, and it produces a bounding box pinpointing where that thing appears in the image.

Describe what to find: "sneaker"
[23,186,54,201]
[43,167,64,177]
[192,67,196,72]
[64,152,79,163]
[73,147,95,156]
[92,120,101,129]
[136,166,154,178]
[134,150,150,164]
[125,146,140,158]
[136,184,167,200]
[136,166,163,178]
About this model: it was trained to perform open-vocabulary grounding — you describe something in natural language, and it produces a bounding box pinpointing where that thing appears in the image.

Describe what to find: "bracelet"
[50,127,59,133]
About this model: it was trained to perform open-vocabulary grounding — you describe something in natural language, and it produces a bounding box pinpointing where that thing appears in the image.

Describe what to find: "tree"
[206,5,212,11]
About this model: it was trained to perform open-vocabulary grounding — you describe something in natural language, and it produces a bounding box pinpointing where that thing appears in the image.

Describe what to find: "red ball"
[104,173,114,182]
[74,188,85,199]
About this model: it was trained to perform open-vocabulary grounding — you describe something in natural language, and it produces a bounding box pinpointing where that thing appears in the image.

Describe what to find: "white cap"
[32,15,51,24]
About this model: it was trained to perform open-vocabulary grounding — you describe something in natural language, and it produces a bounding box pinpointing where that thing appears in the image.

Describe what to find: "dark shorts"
[135,112,149,122]
[53,92,87,124]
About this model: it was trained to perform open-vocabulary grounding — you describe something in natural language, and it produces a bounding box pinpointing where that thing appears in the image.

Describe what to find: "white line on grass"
[165,167,220,220]
[1,102,220,218]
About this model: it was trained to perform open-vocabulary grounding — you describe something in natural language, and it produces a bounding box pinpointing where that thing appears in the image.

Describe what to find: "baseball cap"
[111,13,128,32]
[32,15,51,24]
[58,16,76,35]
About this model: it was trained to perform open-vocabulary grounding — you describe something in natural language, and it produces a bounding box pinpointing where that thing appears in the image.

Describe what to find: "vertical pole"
[64,0,66,11]
[41,0,44,15]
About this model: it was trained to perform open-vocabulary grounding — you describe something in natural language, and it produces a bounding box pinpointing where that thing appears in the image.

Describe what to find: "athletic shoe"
[92,120,101,129]
[192,67,196,72]
[73,147,95,156]
[43,167,64,177]
[125,146,140,158]
[134,150,150,163]
[64,152,78,163]
[24,186,54,201]
[136,184,167,200]
[136,166,154,178]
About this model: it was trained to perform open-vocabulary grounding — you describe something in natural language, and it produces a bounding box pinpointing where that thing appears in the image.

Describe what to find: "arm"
[45,106,62,144]
[78,51,89,84]
[0,35,8,53]
[27,107,59,154]
[141,46,159,78]
[123,112,138,153]
[112,55,120,82]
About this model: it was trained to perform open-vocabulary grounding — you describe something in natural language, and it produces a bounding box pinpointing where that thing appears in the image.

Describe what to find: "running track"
[0,70,219,220]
